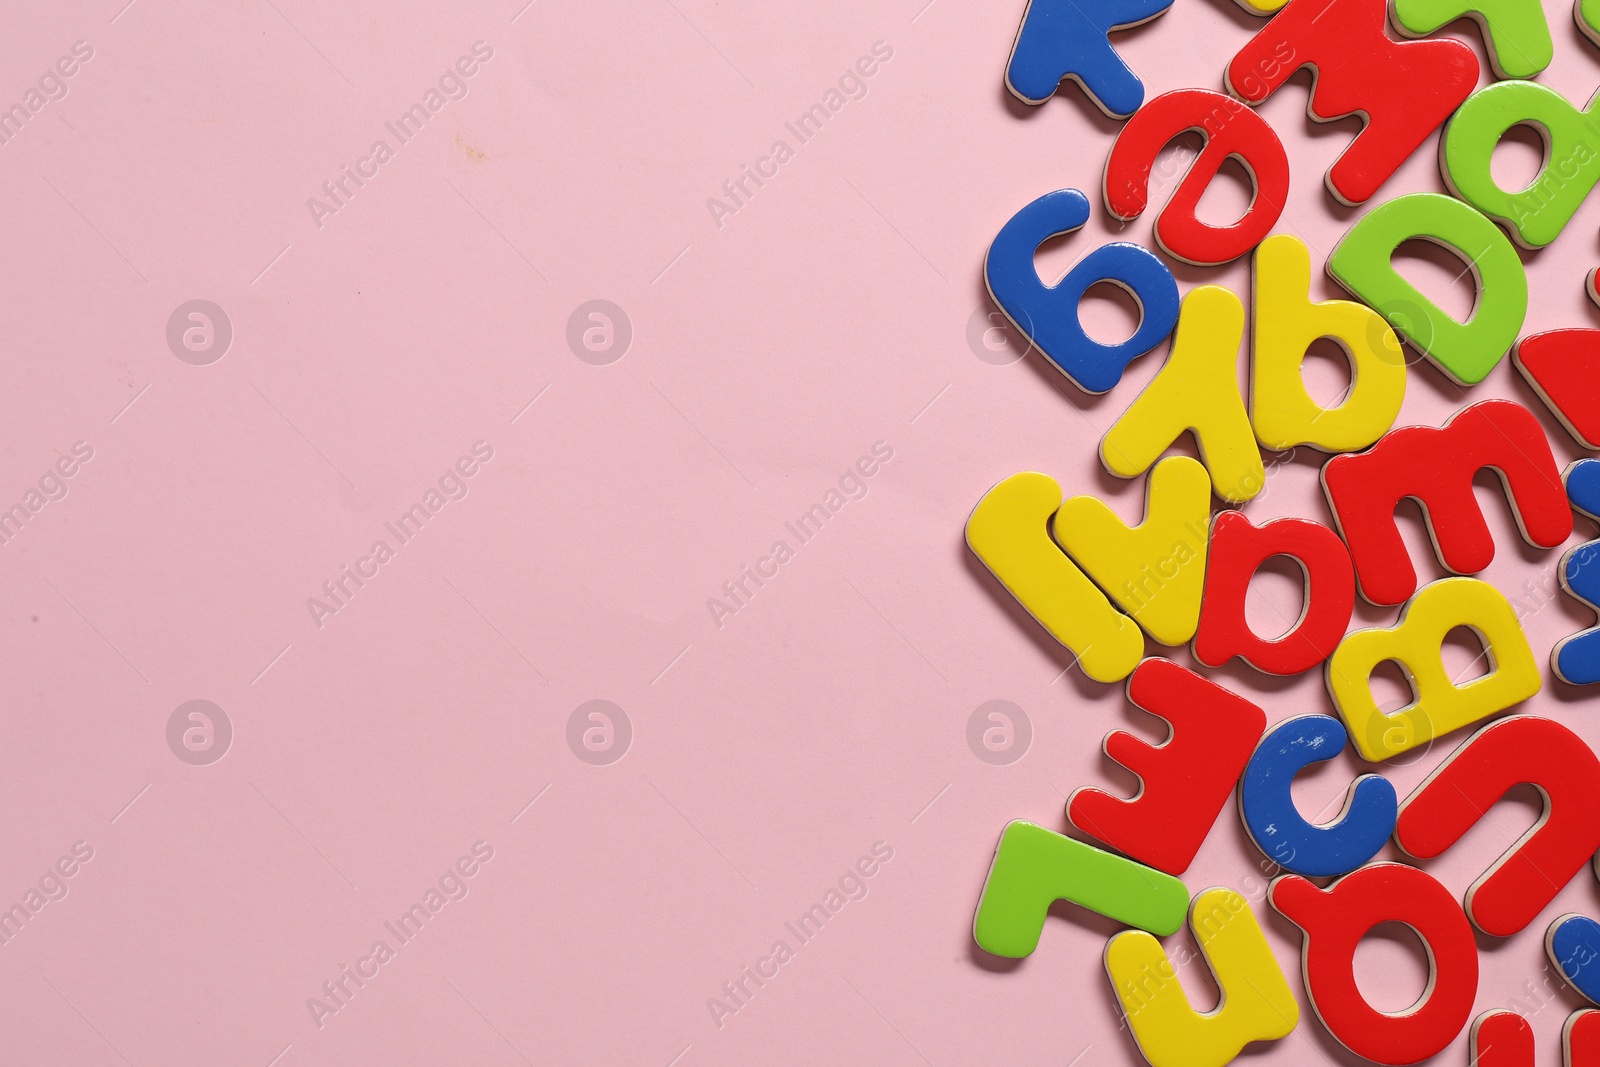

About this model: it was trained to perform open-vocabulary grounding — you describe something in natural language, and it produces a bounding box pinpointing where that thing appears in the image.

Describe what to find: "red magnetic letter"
[1068,658,1265,874]
[1322,399,1571,606]
[1225,0,1476,205]
[1193,511,1355,674]
[1471,1009,1600,1066]
[1272,863,1477,1065]
[1514,328,1600,450]
[1103,88,1290,265]
[1396,716,1600,937]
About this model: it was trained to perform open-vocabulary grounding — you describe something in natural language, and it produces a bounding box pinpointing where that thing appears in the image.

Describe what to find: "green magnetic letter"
[1443,80,1600,248]
[972,820,1188,958]
[1579,0,1600,49]
[1393,0,1550,78]
[1328,192,1527,385]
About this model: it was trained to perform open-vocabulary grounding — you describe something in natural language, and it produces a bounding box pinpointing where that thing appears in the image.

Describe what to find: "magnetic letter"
[1328,193,1528,385]
[1326,577,1541,761]
[1469,1009,1600,1066]
[1005,0,1175,116]
[1555,459,1600,685]
[1443,81,1600,247]
[1250,233,1406,453]
[1241,715,1397,877]
[1271,863,1478,1065]
[973,820,1188,957]
[1396,715,1600,937]
[1392,0,1551,78]
[1054,456,1211,646]
[1583,0,1600,46]
[1194,511,1355,675]
[1226,0,1476,204]
[1322,399,1570,606]
[1548,914,1600,1005]
[1103,89,1289,265]
[1068,658,1266,874]
[985,189,1180,393]
[966,472,1146,683]
[1107,888,1298,1067]
[1514,330,1600,450]
[1102,285,1264,503]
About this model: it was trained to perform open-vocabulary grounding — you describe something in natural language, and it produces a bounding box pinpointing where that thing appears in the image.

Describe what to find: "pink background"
[3,0,1600,1063]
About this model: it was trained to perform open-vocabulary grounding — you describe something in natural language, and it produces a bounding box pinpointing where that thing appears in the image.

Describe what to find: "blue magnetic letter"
[984,189,1179,395]
[1005,0,1175,116]
[1549,914,1600,1005]
[1240,715,1397,877]
[1555,459,1600,685]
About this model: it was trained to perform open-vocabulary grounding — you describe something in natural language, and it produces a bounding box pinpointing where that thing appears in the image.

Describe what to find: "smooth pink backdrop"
[2,0,1599,1063]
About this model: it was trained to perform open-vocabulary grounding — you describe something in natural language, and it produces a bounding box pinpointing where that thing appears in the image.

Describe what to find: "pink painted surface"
[0,0,1596,1063]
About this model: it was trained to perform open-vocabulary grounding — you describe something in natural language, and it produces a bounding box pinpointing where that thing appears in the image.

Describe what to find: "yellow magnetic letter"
[1106,888,1299,1067]
[1102,285,1264,503]
[967,472,1145,682]
[1251,234,1407,453]
[1054,456,1211,646]
[1327,577,1540,761]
